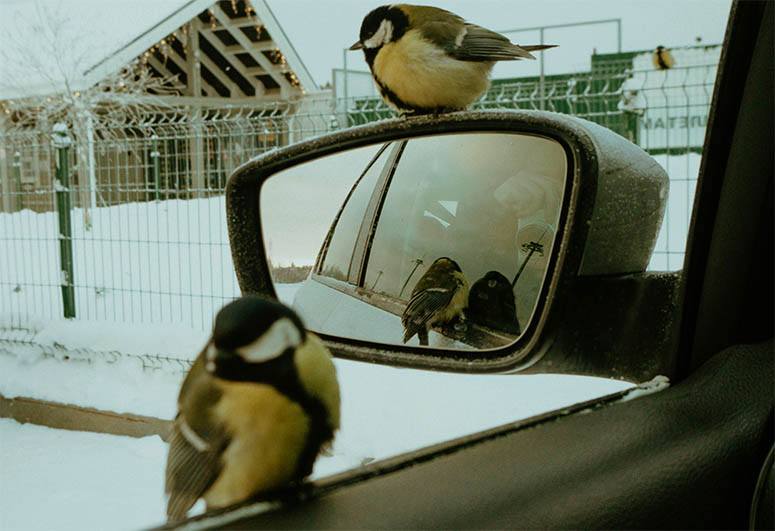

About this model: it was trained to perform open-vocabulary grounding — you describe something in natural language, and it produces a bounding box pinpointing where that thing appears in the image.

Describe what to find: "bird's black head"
[468,270,519,334]
[352,5,409,52]
[207,296,306,375]
[656,45,666,52]
[481,270,510,289]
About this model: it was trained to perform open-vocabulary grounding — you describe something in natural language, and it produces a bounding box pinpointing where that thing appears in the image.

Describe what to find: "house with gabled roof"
[0,0,315,103]
[0,0,323,213]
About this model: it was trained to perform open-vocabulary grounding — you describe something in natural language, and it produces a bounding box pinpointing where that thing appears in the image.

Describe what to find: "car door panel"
[219,341,772,529]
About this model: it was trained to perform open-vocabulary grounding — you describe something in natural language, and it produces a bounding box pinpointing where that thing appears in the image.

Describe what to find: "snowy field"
[0,419,168,531]
[0,332,633,530]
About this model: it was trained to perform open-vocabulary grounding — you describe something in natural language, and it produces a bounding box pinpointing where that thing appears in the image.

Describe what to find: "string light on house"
[181,25,188,50]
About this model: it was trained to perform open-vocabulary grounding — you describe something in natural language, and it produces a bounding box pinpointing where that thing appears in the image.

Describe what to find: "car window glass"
[319,144,392,282]
[260,143,385,281]
[364,133,566,326]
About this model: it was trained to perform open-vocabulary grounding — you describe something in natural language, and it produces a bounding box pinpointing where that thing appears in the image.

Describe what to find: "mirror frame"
[226,110,599,373]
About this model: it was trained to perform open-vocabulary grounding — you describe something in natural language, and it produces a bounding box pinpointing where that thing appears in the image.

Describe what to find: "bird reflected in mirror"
[652,45,675,70]
[165,296,340,522]
[467,271,520,335]
[401,257,469,346]
[350,4,557,114]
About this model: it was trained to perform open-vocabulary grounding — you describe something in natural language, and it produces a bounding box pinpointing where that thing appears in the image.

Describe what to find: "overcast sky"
[267,0,733,87]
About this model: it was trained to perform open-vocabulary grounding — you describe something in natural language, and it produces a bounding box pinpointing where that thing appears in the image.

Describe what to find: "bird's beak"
[349,41,364,51]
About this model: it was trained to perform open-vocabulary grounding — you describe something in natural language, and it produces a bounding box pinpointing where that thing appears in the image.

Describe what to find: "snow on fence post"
[150,134,161,201]
[52,122,76,319]
[85,113,98,217]
[12,150,23,211]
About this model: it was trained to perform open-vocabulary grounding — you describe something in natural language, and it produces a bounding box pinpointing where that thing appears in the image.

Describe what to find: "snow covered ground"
[0,419,168,531]
[0,332,633,530]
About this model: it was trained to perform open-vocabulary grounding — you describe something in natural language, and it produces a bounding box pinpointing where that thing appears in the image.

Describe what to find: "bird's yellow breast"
[433,270,469,325]
[373,30,493,110]
[203,383,309,509]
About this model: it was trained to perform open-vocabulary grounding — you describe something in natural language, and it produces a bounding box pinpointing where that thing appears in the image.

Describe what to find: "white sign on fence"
[621,46,720,151]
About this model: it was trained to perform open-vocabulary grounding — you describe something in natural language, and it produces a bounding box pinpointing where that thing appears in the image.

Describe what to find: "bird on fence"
[349,4,557,114]
[402,257,469,346]
[165,296,340,522]
[652,45,675,70]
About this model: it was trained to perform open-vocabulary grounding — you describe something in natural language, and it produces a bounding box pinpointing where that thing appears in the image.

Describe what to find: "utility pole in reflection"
[371,270,383,291]
[512,241,544,288]
[399,258,424,298]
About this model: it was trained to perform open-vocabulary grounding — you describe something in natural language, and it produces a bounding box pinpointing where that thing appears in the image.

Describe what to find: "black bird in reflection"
[401,257,469,346]
[467,271,521,335]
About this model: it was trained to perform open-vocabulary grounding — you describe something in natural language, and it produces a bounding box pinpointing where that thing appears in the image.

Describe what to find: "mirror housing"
[226,110,669,377]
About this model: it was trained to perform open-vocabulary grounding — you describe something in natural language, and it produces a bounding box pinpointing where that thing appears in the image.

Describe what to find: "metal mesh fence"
[0,103,330,332]
[1,58,717,344]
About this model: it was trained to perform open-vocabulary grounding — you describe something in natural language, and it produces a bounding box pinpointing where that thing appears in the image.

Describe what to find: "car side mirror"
[226,111,669,375]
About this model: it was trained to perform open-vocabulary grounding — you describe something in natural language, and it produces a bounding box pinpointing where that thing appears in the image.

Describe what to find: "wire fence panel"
[1,57,717,339]
[0,105,310,333]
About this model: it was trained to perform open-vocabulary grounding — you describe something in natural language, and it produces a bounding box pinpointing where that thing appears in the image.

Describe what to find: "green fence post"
[52,123,76,319]
[12,150,22,211]
[150,134,161,201]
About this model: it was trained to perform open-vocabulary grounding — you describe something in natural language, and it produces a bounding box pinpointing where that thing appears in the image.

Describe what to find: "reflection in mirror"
[261,133,567,351]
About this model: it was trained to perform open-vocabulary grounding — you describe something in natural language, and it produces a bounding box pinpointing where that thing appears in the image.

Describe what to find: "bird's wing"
[450,24,542,61]
[165,414,229,522]
[401,287,456,342]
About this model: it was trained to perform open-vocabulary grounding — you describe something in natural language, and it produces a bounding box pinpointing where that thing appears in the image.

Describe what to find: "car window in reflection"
[319,143,393,283]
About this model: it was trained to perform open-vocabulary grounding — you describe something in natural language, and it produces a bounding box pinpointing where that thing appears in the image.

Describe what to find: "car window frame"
[313,142,396,281]
[350,141,407,286]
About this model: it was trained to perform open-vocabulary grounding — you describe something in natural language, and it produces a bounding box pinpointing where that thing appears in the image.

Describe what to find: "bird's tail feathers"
[516,44,558,59]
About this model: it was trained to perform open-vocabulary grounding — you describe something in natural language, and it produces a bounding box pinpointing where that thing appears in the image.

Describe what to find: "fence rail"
[1,60,717,342]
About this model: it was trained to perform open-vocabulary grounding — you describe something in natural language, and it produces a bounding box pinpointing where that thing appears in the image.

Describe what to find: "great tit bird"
[402,257,469,346]
[350,4,557,114]
[467,270,521,335]
[165,296,340,522]
[652,45,675,70]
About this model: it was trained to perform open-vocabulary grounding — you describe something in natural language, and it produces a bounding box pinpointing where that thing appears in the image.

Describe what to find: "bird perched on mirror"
[165,296,340,522]
[467,270,521,335]
[652,45,675,70]
[402,257,469,346]
[350,4,557,114]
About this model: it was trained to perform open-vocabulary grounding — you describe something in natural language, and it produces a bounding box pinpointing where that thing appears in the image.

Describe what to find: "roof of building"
[0,0,316,101]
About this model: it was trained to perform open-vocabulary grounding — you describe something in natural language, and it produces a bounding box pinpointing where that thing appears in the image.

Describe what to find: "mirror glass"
[261,133,567,351]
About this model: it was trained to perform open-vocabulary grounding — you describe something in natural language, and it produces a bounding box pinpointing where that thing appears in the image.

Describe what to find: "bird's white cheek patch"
[365,19,393,48]
[206,343,217,372]
[238,318,301,363]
